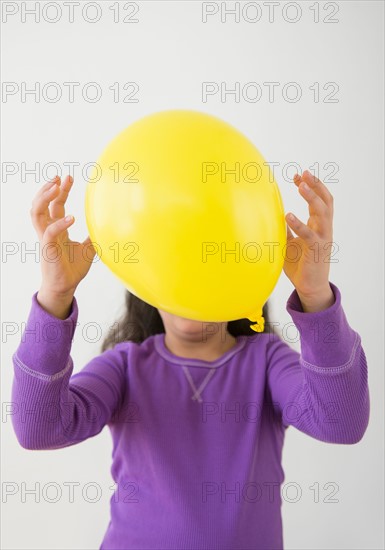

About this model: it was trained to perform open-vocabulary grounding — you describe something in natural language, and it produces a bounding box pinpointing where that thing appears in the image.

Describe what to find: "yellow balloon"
[85,110,286,332]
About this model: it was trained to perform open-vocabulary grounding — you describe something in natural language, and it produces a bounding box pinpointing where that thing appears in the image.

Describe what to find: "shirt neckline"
[153,333,248,368]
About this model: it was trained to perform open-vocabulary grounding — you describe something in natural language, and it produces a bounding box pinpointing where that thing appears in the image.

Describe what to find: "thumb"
[82,235,96,256]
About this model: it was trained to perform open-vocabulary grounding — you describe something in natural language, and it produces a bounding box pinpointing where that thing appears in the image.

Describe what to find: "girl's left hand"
[284,170,335,312]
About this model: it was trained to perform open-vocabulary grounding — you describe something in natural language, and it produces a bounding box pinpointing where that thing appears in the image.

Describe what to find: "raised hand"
[284,170,335,312]
[30,175,96,317]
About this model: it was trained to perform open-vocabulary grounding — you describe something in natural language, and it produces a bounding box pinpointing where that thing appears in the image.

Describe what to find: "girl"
[12,170,370,549]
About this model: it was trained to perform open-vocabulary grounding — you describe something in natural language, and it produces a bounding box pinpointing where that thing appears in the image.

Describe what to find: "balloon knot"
[249,314,265,333]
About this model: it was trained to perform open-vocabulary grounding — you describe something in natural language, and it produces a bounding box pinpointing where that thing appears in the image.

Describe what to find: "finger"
[285,212,315,244]
[297,180,331,220]
[30,181,62,239]
[43,215,75,245]
[33,176,61,201]
[285,221,295,242]
[50,175,74,220]
[297,182,332,238]
[294,170,334,208]
[293,173,302,186]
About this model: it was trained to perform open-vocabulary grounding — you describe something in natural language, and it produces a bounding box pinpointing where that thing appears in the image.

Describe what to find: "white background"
[1,1,384,549]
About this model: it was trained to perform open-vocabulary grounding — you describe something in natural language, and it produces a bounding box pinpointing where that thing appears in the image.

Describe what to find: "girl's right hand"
[31,175,96,312]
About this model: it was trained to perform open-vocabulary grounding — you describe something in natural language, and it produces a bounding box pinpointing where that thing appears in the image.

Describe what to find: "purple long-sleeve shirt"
[11,282,369,549]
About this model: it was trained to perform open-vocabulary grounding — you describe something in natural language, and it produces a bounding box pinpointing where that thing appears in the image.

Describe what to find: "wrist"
[37,287,75,319]
[296,284,335,313]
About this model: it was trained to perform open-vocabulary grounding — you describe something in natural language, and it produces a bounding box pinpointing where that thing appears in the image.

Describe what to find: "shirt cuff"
[14,291,79,376]
[285,282,358,369]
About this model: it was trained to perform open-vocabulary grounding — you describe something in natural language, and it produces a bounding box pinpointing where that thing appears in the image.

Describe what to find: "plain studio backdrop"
[1,1,384,549]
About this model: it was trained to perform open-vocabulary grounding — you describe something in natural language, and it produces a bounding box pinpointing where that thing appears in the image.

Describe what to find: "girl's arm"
[11,291,127,450]
[266,281,369,443]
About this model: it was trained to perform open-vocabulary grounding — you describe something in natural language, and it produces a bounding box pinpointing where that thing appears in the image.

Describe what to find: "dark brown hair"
[101,290,278,352]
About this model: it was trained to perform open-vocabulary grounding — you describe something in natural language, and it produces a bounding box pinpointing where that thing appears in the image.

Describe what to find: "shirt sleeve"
[265,282,370,444]
[11,291,128,450]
